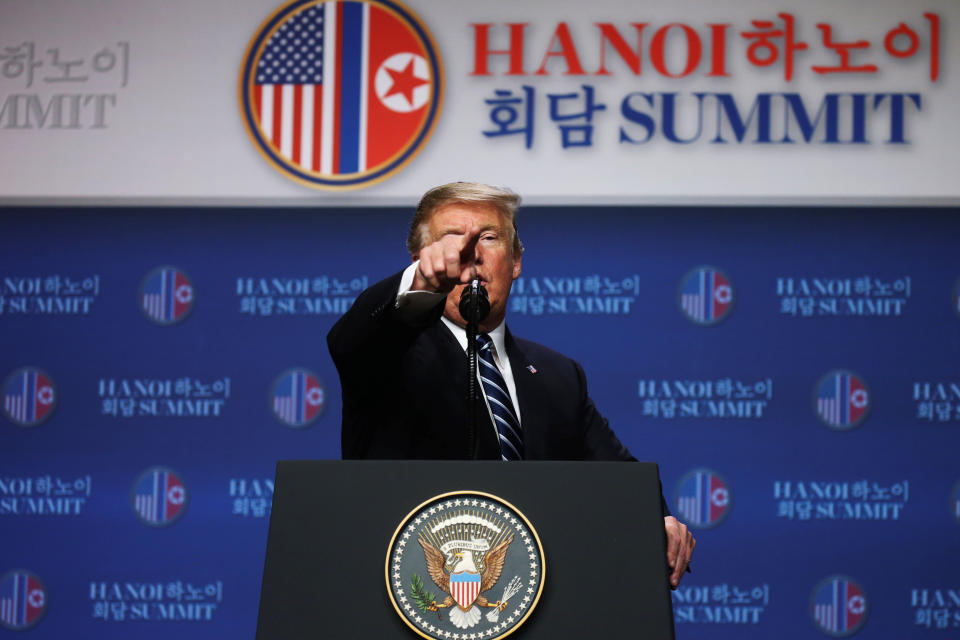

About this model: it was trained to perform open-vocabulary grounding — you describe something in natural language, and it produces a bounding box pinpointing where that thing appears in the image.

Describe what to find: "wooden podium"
[256,460,676,639]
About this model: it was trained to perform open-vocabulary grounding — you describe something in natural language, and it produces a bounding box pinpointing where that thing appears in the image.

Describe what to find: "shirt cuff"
[395,260,446,321]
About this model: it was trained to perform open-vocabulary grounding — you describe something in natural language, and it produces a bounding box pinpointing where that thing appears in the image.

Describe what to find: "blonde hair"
[407,182,523,256]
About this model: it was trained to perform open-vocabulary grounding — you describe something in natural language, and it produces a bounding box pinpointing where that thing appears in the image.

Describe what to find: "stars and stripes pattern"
[676,470,729,527]
[817,372,869,428]
[680,267,732,324]
[813,578,866,634]
[141,268,193,324]
[253,3,327,172]
[0,571,45,629]
[450,572,482,609]
[3,369,54,426]
[247,0,435,182]
[272,370,324,427]
[133,469,185,525]
[476,333,524,461]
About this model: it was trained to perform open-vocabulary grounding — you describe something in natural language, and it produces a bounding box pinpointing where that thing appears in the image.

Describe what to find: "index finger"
[456,220,482,257]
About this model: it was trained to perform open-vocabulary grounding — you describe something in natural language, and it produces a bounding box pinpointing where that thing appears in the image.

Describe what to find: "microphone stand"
[460,279,489,459]
[465,298,478,460]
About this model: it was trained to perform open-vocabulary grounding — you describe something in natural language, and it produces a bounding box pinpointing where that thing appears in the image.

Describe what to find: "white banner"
[0,0,957,203]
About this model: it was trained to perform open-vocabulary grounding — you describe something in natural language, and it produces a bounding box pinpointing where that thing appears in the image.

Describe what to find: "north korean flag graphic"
[272,369,325,427]
[675,470,730,528]
[816,371,869,429]
[680,267,733,325]
[141,267,194,325]
[241,0,443,189]
[450,572,481,609]
[3,368,55,427]
[812,577,867,636]
[133,468,187,526]
[0,571,46,630]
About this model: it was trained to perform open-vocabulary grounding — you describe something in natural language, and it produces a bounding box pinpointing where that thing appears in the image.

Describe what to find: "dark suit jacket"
[327,271,635,462]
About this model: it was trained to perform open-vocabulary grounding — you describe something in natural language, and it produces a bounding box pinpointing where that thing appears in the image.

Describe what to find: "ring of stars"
[387,491,544,640]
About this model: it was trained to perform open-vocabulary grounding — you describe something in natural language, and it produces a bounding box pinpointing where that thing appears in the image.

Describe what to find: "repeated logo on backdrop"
[139,267,195,325]
[89,579,224,623]
[679,266,734,326]
[674,469,731,529]
[131,468,188,527]
[815,371,870,430]
[0,570,47,631]
[3,368,56,427]
[811,576,868,637]
[239,0,444,189]
[271,369,325,428]
[952,481,960,524]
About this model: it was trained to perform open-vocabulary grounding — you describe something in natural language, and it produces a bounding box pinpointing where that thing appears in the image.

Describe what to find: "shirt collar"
[440,316,508,364]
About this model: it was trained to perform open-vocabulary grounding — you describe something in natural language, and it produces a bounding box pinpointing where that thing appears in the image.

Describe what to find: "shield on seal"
[449,572,481,609]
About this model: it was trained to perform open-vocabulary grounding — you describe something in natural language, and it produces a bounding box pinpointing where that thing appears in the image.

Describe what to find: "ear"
[512,253,522,280]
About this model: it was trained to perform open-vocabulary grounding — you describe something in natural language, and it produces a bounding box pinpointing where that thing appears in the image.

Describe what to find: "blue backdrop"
[2,205,958,638]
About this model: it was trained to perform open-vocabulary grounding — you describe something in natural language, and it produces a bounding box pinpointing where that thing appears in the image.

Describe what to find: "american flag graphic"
[0,571,45,629]
[813,578,866,634]
[141,268,193,324]
[817,372,869,428]
[245,0,438,184]
[676,470,729,527]
[450,572,481,609]
[3,368,54,426]
[680,267,732,324]
[133,469,186,525]
[272,370,324,427]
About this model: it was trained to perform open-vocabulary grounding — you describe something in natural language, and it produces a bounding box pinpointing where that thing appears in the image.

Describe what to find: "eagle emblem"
[418,530,511,628]
[387,491,544,640]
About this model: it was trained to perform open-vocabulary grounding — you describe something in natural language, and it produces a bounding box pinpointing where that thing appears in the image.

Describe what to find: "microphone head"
[459,279,490,324]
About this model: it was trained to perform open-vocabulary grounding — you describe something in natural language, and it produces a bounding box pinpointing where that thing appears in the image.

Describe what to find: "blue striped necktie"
[476,333,524,461]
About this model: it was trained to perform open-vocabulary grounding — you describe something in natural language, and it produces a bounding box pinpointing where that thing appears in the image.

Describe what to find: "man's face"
[423,202,522,332]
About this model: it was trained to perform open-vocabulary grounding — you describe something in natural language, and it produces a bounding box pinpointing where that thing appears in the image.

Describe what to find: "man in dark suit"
[327,182,694,586]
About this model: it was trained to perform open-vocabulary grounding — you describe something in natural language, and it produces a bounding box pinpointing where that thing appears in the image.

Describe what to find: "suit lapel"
[504,327,546,459]
[425,322,501,459]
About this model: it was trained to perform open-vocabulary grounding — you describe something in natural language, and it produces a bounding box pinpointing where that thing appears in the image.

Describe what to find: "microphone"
[460,278,489,459]
[459,278,490,325]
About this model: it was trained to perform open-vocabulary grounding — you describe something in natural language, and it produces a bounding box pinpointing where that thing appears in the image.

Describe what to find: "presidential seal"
[386,491,544,640]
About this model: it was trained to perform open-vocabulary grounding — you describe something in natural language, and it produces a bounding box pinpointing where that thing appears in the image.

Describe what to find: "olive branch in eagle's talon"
[411,573,442,618]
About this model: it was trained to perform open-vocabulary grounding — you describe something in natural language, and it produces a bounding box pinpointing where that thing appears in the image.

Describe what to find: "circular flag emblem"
[271,368,325,428]
[139,266,195,325]
[810,575,868,637]
[131,467,188,527]
[0,570,47,631]
[951,480,960,524]
[239,0,444,190]
[386,491,544,640]
[678,266,734,326]
[674,468,731,529]
[814,370,870,430]
[2,367,56,427]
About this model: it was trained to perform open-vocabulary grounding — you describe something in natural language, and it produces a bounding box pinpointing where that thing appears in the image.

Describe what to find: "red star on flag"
[383,58,429,107]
